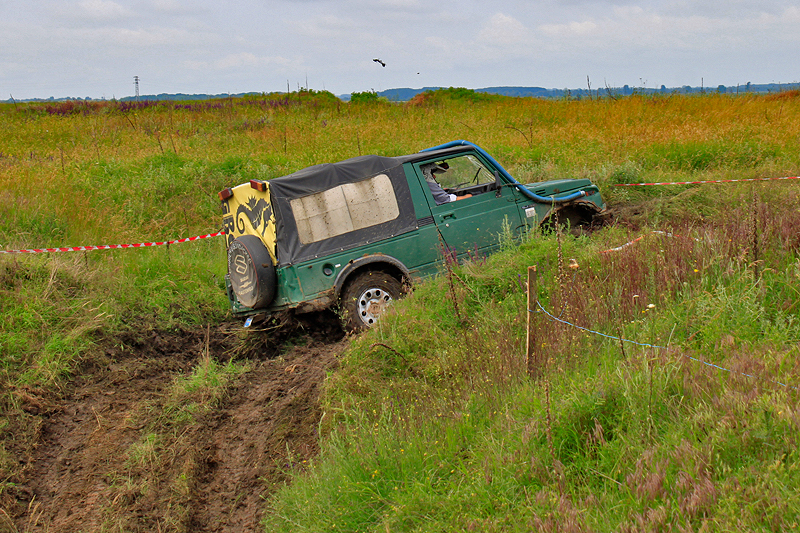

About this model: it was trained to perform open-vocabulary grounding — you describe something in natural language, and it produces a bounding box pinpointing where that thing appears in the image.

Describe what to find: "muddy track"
[10,317,346,533]
[187,340,345,532]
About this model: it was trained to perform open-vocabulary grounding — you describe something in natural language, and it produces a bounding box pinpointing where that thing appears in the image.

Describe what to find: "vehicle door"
[413,153,525,258]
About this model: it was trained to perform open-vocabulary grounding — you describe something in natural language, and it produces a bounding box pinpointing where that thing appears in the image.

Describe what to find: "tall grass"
[265,184,800,531]
[2,89,800,528]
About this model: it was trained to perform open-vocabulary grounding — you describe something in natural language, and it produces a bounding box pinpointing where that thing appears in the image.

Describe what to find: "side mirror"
[494,171,503,197]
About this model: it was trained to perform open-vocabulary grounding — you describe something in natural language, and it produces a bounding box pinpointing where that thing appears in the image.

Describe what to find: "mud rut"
[7,213,625,533]
[12,316,346,533]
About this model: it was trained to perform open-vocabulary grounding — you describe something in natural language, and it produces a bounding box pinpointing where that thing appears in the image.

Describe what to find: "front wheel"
[541,206,593,236]
[341,272,403,330]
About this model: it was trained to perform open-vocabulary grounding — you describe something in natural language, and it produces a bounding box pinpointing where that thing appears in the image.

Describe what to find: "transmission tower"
[134,76,140,101]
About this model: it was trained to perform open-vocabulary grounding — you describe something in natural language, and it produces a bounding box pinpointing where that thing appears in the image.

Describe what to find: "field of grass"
[2,88,800,531]
[266,195,800,531]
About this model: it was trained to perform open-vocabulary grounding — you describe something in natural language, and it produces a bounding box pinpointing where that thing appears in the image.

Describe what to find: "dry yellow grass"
[1,90,799,249]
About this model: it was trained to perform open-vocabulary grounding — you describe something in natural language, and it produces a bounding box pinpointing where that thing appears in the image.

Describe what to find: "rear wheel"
[341,271,403,330]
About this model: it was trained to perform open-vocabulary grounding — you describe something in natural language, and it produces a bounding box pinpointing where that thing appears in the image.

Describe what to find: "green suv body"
[219,140,605,329]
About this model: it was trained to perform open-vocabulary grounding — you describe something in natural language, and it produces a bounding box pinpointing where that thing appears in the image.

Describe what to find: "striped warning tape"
[600,234,648,253]
[599,230,698,254]
[613,175,800,187]
[0,231,225,255]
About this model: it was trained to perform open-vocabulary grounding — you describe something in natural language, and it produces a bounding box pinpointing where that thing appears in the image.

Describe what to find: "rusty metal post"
[526,265,538,378]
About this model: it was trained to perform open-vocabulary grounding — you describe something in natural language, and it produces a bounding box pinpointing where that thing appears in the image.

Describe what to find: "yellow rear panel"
[222,183,278,264]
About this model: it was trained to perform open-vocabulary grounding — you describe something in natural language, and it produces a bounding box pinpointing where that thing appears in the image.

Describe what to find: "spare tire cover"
[227,235,276,309]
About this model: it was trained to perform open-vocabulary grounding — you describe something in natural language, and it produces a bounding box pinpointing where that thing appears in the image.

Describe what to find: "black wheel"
[341,271,403,330]
[227,235,276,309]
[541,206,592,236]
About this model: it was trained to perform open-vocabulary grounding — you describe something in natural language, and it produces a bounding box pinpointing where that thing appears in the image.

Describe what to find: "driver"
[423,162,472,205]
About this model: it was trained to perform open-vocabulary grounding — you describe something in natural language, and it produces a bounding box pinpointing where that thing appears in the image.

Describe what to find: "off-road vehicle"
[219,140,605,329]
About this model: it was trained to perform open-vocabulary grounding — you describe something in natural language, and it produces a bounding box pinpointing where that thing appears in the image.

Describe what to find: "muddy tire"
[542,206,594,236]
[341,271,403,330]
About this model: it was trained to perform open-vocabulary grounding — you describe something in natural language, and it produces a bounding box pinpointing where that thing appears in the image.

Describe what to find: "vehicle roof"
[267,145,471,197]
[266,144,479,266]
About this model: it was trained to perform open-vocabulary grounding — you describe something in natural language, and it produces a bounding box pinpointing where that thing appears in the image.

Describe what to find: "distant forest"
[4,82,799,104]
[368,82,800,102]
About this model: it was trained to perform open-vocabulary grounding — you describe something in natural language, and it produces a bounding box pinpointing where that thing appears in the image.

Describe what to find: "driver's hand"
[456,194,472,200]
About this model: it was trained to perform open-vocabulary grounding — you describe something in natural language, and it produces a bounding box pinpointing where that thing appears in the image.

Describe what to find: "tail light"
[250,179,267,192]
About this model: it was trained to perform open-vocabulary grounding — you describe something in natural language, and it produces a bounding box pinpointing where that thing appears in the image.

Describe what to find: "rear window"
[291,173,399,244]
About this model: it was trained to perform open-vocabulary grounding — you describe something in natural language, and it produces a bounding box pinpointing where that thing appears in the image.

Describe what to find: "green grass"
[264,186,800,532]
[2,89,800,530]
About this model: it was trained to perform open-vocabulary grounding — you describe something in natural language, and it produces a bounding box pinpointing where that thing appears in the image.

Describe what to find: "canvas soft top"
[267,147,473,266]
[268,146,469,198]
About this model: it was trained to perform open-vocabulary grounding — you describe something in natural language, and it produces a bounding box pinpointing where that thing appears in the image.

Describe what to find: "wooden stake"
[526,265,538,377]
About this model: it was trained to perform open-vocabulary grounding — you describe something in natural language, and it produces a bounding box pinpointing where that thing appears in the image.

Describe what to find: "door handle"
[439,212,455,221]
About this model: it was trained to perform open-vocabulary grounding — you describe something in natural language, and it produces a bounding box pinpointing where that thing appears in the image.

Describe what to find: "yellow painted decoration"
[221,182,277,264]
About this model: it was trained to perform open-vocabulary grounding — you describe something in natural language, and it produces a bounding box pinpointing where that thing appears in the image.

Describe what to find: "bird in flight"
[373,58,386,67]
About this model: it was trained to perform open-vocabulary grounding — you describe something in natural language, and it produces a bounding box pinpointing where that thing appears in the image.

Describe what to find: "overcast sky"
[1,0,798,100]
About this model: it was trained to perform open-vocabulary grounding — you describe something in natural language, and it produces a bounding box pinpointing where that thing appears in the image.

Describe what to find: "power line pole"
[134,76,140,101]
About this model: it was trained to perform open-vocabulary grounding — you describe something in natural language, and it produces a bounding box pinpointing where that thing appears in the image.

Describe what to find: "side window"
[427,155,496,190]
[291,173,399,244]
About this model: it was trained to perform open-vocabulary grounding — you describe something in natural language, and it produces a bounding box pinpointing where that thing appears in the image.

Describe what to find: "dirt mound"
[9,317,346,533]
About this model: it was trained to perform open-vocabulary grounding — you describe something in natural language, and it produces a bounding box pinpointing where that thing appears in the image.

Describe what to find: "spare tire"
[227,235,276,309]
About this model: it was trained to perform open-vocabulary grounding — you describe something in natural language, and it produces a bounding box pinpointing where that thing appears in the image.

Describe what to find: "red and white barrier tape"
[613,176,800,187]
[600,234,648,253]
[0,231,225,255]
[600,230,698,254]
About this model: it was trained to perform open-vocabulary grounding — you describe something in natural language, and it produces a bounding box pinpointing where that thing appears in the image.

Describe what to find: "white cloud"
[2,0,799,99]
[148,0,191,13]
[534,1,800,53]
[114,26,202,46]
[217,53,292,70]
[185,53,296,73]
[422,35,458,55]
[293,14,359,39]
[373,0,424,9]
[77,0,132,20]
[478,13,532,47]
[537,8,729,51]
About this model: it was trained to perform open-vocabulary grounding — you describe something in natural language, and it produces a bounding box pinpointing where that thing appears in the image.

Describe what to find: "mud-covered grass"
[3,320,345,533]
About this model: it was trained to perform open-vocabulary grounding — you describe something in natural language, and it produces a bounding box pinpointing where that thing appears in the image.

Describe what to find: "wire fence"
[4,223,799,394]
[613,175,800,187]
[531,299,798,391]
